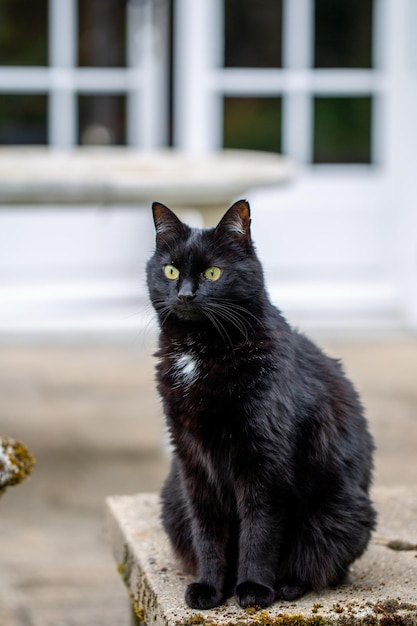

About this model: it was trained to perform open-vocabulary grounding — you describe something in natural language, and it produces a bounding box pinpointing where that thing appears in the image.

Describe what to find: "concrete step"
[107,487,417,625]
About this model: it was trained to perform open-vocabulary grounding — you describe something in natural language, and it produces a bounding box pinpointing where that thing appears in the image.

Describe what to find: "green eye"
[204,266,222,281]
[164,264,179,280]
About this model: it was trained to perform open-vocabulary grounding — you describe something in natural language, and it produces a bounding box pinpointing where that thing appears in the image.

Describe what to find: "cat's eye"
[164,264,180,280]
[204,266,222,281]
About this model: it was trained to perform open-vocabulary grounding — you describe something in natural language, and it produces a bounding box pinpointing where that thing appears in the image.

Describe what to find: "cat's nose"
[177,294,195,303]
[177,282,196,301]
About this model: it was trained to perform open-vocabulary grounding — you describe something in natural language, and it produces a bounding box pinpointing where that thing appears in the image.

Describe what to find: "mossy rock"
[0,437,35,496]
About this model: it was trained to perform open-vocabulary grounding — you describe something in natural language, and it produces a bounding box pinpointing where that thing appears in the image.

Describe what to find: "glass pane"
[224,0,282,68]
[223,97,281,153]
[0,95,48,145]
[78,0,126,67]
[315,0,373,68]
[313,97,372,164]
[0,0,48,66]
[78,95,126,146]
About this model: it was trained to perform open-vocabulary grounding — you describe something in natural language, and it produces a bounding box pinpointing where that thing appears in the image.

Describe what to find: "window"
[314,0,373,69]
[78,0,126,67]
[78,94,126,146]
[313,97,373,164]
[0,0,379,164]
[0,94,48,145]
[313,0,375,165]
[175,0,379,165]
[0,0,48,66]
[0,0,168,148]
[223,97,282,153]
[224,0,283,68]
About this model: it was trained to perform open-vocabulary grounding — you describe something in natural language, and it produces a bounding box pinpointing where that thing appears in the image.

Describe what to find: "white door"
[173,0,417,333]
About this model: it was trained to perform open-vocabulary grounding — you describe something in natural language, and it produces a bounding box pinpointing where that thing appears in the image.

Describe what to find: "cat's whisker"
[154,302,173,327]
[216,304,251,332]
[216,299,265,329]
[215,310,249,342]
[204,301,252,343]
[204,304,239,334]
[201,308,234,348]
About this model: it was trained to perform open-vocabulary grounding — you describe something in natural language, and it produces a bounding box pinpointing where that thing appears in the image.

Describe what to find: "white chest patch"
[173,353,200,386]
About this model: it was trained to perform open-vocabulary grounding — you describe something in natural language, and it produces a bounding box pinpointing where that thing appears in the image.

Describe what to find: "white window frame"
[0,0,168,148]
[173,0,387,165]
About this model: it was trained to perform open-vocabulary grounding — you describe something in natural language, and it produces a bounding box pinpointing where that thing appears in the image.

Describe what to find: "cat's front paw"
[235,581,275,608]
[185,582,224,610]
[276,581,307,601]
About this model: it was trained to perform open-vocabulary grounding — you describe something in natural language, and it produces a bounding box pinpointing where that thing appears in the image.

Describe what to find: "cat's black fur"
[146,200,376,611]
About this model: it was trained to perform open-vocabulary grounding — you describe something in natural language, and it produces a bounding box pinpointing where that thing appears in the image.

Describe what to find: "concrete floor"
[0,338,416,625]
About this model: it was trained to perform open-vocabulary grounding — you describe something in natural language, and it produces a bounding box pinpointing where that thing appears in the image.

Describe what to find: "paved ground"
[0,338,416,625]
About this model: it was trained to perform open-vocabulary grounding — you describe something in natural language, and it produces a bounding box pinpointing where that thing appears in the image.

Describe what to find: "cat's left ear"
[215,199,251,241]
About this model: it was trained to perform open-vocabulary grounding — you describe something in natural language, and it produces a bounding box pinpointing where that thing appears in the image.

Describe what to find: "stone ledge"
[106,487,417,625]
[0,148,294,210]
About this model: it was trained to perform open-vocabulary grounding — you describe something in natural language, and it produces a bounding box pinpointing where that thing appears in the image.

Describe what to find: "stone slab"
[0,148,294,211]
[106,488,417,625]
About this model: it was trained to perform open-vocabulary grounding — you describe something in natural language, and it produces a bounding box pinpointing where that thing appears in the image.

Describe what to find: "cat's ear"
[152,202,186,241]
[215,199,251,241]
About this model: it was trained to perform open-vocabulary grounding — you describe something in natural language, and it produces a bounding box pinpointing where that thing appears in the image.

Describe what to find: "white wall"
[0,205,155,335]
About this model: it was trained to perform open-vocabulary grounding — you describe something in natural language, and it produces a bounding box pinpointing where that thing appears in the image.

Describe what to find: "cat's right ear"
[152,202,185,242]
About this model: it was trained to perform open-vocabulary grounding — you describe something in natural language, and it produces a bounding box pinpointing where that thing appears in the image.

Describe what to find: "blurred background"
[0,1,416,625]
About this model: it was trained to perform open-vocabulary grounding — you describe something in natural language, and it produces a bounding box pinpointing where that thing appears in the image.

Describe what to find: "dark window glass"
[0,0,48,65]
[223,97,281,153]
[315,0,373,68]
[313,97,372,164]
[0,95,48,145]
[78,95,126,145]
[78,0,126,67]
[224,0,282,68]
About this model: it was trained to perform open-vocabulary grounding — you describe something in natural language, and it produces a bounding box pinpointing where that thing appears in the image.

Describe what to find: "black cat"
[146,200,376,611]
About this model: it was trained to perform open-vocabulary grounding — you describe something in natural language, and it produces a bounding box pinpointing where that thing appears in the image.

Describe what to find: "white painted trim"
[49,0,77,68]
[206,69,386,95]
[48,0,77,146]
[382,0,417,328]
[282,0,314,70]
[133,0,169,148]
[173,0,221,152]
[281,0,314,163]
[0,279,141,307]
[0,68,54,91]
[267,280,399,314]
[0,68,146,92]
[49,90,77,147]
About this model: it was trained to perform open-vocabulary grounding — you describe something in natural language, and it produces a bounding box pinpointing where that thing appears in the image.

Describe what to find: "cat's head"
[146,200,265,338]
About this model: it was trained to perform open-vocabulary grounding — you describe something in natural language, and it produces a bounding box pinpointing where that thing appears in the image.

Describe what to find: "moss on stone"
[0,437,35,496]
[386,540,417,552]
[183,614,207,625]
